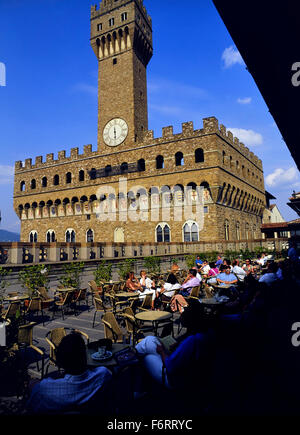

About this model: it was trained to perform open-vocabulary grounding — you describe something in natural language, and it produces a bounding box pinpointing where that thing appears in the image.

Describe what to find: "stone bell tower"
[91,0,153,152]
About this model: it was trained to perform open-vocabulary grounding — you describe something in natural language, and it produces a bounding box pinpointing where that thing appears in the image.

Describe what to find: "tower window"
[42,177,47,187]
[79,170,85,182]
[113,58,117,65]
[97,23,102,31]
[53,175,59,186]
[109,18,114,27]
[195,148,204,163]
[175,152,184,166]
[121,12,128,21]
[156,155,164,169]
[66,172,72,184]
[31,179,36,190]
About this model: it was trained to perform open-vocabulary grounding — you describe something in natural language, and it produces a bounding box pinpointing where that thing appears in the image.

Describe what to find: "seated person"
[192,266,202,281]
[258,262,279,286]
[135,333,213,389]
[179,269,201,297]
[217,266,238,287]
[215,254,223,269]
[199,260,210,276]
[223,258,233,271]
[126,271,143,292]
[27,332,112,414]
[195,255,203,269]
[139,270,157,308]
[206,262,219,285]
[232,260,247,282]
[242,259,254,275]
[157,273,181,303]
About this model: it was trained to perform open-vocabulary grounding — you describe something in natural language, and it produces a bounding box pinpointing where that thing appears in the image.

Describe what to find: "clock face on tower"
[103,118,128,146]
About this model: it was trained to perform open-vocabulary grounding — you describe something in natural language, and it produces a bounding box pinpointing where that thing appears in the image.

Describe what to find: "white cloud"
[265,167,299,188]
[149,103,181,116]
[227,128,263,147]
[237,97,252,104]
[0,165,14,185]
[222,46,244,68]
[72,82,97,96]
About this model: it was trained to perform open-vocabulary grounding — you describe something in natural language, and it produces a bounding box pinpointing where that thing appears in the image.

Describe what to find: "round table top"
[56,287,76,292]
[86,343,129,368]
[3,294,30,302]
[135,311,172,322]
[115,292,139,298]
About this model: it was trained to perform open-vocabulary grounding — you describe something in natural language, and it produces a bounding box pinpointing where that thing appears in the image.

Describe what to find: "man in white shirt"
[257,253,267,267]
[199,260,210,276]
[232,260,247,282]
[192,267,202,282]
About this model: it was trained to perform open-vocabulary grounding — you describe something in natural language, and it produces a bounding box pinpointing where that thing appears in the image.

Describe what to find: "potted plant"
[144,256,161,275]
[93,261,112,286]
[18,264,50,299]
[117,259,135,280]
[59,262,84,290]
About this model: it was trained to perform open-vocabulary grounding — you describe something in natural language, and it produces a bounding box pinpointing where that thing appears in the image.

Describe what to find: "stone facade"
[13,0,266,245]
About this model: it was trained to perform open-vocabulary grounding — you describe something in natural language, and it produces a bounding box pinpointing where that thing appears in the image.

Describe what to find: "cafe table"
[135,310,173,336]
[115,292,139,299]
[55,287,76,293]
[3,294,30,302]
[86,343,131,369]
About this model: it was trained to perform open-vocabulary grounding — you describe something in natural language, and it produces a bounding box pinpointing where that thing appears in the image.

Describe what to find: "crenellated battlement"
[91,0,152,23]
[15,144,97,172]
[15,116,262,172]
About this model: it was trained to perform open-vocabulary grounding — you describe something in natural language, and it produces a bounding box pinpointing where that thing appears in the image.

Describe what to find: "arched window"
[79,170,85,182]
[120,162,128,174]
[175,152,184,166]
[156,223,171,243]
[195,148,204,163]
[66,172,72,184]
[29,231,38,243]
[138,159,145,172]
[20,181,26,192]
[183,221,199,242]
[105,165,112,176]
[156,155,164,169]
[224,220,230,241]
[53,175,59,186]
[66,229,76,243]
[31,179,36,190]
[86,229,94,243]
[90,168,97,180]
[46,230,56,243]
[42,177,47,188]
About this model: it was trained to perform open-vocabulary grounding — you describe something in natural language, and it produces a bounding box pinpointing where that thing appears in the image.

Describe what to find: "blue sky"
[0,0,299,233]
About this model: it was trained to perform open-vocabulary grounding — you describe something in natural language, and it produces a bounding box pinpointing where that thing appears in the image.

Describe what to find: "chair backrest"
[124,306,135,318]
[18,322,36,345]
[123,313,135,335]
[190,285,201,298]
[128,297,139,313]
[4,302,21,320]
[94,297,105,311]
[112,283,120,293]
[50,327,67,348]
[26,297,41,313]
[89,280,99,293]
[102,312,122,342]
[63,291,74,305]
[140,293,152,309]
[78,289,87,301]
[38,287,50,300]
